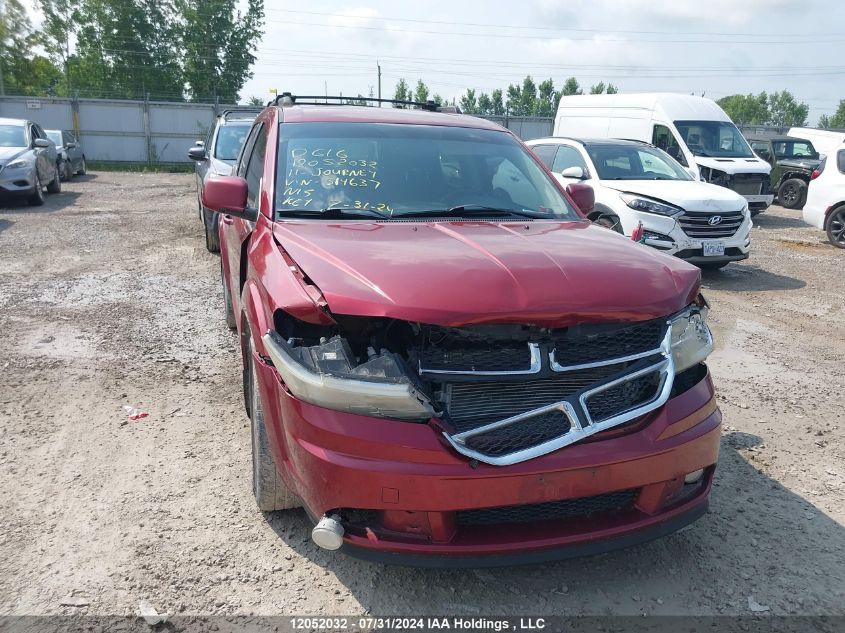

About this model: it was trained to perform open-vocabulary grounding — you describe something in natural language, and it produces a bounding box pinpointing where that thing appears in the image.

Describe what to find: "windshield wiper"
[396,204,550,219]
[277,206,389,220]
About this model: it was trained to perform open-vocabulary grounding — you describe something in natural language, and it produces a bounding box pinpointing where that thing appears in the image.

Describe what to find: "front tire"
[27,173,45,206]
[204,209,220,253]
[826,205,845,249]
[778,178,806,210]
[58,159,71,181]
[248,337,300,512]
[76,157,87,176]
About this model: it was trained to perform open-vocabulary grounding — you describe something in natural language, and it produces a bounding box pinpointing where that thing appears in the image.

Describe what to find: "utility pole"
[324,80,328,103]
[0,0,5,96]
[377,62,381,107]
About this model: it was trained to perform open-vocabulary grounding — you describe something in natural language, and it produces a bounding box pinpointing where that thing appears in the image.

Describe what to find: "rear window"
[214,124,251,161]
[275,122,579,219]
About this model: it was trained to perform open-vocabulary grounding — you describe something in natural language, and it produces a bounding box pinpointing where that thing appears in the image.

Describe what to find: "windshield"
[0,124,26,148]
[46,130,62,146]
[773,140,819,160]
[275,122,579,219]
[674,120,754,158]
[214,124,251,161]
[587,145,691,181]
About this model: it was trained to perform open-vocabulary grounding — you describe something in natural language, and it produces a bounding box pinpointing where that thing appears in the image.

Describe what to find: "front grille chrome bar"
[443,328,675,466]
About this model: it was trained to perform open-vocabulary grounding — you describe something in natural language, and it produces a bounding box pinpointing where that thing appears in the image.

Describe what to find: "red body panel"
[217,104,721,563]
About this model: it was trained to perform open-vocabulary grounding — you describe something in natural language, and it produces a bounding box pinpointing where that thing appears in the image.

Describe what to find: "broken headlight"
[261,331,434,421]
[669,297,713,373]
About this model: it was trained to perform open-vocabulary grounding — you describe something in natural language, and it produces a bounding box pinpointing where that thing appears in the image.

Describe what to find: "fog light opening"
[684,468,705,484]
[311,514,345,550]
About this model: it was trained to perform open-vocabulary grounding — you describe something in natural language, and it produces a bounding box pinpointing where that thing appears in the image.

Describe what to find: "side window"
[529,144,557,169]
[652,124,687,167]
[30,124,40,142]
[245,124,267,209]
[237,124,261,178]
[751,142,770,159]
[551,145,589,175]
[838,150,845,175]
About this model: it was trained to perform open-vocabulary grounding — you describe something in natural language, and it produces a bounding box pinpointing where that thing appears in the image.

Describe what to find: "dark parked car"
[199,94,721,566]
[188,109,259,252]
[749,136,821,209]
[0,117,61,206]
[46,129,87,181]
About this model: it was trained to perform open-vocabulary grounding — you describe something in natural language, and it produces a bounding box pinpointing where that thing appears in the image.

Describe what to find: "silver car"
[0,117,61,206]
[46,129,87,181]
[188,109,258,252]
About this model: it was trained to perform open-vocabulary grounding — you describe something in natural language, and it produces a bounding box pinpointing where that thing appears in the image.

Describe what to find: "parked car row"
[0,117,87,206]
[190,93,721,566]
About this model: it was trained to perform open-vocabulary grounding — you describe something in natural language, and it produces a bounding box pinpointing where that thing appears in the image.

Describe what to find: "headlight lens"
[620,193,683,217]
[5,159,28,169]
[262,331,433,421]
[670,298,713,373]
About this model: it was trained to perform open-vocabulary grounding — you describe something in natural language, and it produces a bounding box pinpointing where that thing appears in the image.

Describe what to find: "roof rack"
[269,92,461,113]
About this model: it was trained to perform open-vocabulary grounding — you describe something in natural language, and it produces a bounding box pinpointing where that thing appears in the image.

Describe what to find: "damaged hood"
[272,220,701,328]
[695,156,771,176]
[602,179,747,212]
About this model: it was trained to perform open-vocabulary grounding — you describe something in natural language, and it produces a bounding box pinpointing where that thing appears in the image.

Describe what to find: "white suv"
[803,142,845,248]
[526,137,752,269]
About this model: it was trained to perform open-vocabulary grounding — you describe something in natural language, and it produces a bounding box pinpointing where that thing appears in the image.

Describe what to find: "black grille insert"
[456,489,638,526]
[678,210,745,239]
[462,409,572,457]
[418,342,531,372]
[585,369,663,422]
[552,319,664,368]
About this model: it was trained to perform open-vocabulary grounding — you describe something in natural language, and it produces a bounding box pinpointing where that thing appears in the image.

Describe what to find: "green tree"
[826,100,845,128]
[716,93,769,125]
[490,89,505,116]
[818,114,832,128]
[459,88,478,114]
[589,81,618,95]
[506,82,523,115]
[768,90,809,129]
[246,95,264,106]
[1,0,64,95]
[477,92,492,115]
[561,77,582,96]
[413,79,430,104]
[431,93,444,106]
[518,75,537,116]
[180,0,264,102]
[393,78,410,106]
[535,78,558,116]
[606,83,618,94]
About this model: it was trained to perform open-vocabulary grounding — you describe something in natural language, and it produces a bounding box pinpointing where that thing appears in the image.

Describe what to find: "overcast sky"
[242,0,844,124]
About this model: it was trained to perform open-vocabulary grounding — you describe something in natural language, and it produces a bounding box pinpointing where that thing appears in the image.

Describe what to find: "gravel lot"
[0,172,843,620]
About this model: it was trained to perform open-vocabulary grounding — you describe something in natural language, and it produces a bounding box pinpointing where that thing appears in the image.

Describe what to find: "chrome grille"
[678,210,744,239]
[584,368,663,422]
[446,363,628,430]
[552,319,664,368]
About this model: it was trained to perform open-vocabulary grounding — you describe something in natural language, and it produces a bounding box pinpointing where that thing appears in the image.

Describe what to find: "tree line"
[393,76,617,116]
[0,0,263,103]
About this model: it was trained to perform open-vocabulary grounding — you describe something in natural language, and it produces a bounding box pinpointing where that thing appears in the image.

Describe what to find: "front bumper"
[254,357,721,565]
[0,166,36,194]
[633,211,752,263]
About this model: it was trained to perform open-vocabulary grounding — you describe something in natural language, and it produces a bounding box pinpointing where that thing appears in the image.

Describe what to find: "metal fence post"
[71,92,80,139]
[143,93,152,164]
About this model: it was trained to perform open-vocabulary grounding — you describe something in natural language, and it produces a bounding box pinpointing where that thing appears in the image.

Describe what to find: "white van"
[787,127,845,159]
[554,93,774,214]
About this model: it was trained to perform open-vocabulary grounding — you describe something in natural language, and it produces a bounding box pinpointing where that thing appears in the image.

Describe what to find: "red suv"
[203,94,721,566]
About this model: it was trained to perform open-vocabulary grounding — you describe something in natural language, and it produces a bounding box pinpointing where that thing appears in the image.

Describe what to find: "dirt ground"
[0,172,843,620]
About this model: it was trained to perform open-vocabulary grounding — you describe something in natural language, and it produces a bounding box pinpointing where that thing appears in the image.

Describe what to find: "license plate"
[703,241,725,257]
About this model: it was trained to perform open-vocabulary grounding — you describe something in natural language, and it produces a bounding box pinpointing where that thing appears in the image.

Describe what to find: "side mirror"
[188,146,207,161]
[560,166,585,179]
[34,138,51,148]
[566,182,595,213]
[195,140,205,147]
[202,176,257,221]
[67,141,78,149]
